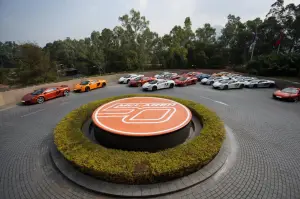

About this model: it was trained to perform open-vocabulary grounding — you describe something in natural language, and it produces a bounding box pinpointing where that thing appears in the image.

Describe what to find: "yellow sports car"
[73,79,107,92]
[212,72,230,77]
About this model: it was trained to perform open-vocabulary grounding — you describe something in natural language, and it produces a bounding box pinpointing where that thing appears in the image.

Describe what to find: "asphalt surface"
[1,83,300,199]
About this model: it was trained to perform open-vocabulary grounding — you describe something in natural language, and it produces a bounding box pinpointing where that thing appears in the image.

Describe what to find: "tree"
[1,0,300,86]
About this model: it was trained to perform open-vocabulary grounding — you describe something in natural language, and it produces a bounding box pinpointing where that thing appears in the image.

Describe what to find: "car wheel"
[152,86,157,91]
[85,87,90,92]
[102,82,106,87]
[269,83,275,88]
[184,83,188,87]
[137,83,142,87]
[126,80,130,84]
[37,97,45,104]
[210,82,213,85]
[169,84,174,88]
[224,85,228,90]
[239,84,244,89]
[192,81,196,84]
[253,84,258,88]
[63,90,69,96]
[294,97,299,103]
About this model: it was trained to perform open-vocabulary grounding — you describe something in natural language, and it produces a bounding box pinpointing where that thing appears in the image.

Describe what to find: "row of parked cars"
[118,72,200,91]
[118,71,300,102]
[19,71,299,105]
[200,72,276,90]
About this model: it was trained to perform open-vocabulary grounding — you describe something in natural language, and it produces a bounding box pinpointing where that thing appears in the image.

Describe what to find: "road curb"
[50,125,235,198]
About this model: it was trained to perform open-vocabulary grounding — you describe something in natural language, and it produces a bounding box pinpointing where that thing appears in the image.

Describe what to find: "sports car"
[73,79,107,92]
[212,72,230,77]
[174,76,198,86]
[244,79,275,88]
[142,79,175,91]
[212,79,244,90]
[118,74,144,84]
[183,72,202,77]
[201,76,230,85]
[154,72,171,79]
[21,85,70,104]
[154,72,177,79]
[163,73,180,80]
[196,73,211,81]
[128,76,156,87]
[273,87,300,102]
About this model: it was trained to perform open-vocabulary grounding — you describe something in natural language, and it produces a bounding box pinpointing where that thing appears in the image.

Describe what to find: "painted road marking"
[59,101,69,106]
[92,97,192,136]
[198,96,229,106]
[0,106,16,112]
[20,109,45,118]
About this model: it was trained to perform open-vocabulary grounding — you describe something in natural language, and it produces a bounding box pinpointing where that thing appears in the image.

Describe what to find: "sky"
[1,0,299,47]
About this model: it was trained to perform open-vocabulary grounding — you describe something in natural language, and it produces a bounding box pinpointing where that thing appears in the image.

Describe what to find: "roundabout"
[53,94,225,185]
[1,84,300,199]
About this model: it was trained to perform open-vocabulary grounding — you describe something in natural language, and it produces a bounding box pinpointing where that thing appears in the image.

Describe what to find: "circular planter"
[54,94,226,184]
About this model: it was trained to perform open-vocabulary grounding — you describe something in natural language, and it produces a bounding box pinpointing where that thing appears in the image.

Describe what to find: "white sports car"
[244,79,275,88]
[118,74,144,84]
[201,76,229,85]
[142,79,175,91]
[154,72,177,79]
[213,79,245,90]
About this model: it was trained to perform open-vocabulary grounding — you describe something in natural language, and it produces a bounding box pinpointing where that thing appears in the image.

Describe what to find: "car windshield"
[219,80,229,83]
[134,77,142,81]
[282,88,298,94]
[179,77,187,81]
[80,81,90,85]
[124,75,132,78]
[148,80,158,84]
[31,88,45,95]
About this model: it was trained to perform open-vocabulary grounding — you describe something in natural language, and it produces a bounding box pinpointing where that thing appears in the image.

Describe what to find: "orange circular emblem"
[92,97,192,136]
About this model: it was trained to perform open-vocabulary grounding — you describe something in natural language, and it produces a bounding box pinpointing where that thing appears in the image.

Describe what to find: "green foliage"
[245,52,300,76]
[1,1,300,86]
[54,94,226,184]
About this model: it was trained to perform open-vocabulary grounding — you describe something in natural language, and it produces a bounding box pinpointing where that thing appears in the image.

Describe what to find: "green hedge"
[54,94,226,184]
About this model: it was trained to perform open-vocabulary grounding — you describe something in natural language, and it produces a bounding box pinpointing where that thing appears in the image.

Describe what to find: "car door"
[233,81,240,89]
[158,80,166,89]
[89,81,97,89]
[227,81,234,89]
[258,81,268,88]
[43,88,57,99]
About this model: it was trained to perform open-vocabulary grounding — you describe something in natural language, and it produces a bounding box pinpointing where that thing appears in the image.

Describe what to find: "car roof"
[285,87,300,89]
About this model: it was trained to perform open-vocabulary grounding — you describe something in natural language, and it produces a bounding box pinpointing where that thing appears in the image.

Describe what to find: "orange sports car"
[183,72,202,77]
[212,72,230,77]
[273,87,300,102]
[73,79,107,92]
[21,85,70,104]
[128,76,156,87]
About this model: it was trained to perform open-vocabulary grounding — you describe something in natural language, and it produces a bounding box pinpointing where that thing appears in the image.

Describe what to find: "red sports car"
[183,72,202,77]
[273,87,300,102]
[174,76,198,86]
[128,77,156,87]
[21,85,70,104]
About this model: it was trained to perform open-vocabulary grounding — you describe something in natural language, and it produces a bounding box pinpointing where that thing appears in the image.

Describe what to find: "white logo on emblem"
[96,103,177,124]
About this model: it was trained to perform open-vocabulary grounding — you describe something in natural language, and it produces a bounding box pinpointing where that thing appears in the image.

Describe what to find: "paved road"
[1,84,300,199]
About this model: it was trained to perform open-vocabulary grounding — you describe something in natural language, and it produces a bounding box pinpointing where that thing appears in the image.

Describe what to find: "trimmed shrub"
[54,94,226,184]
